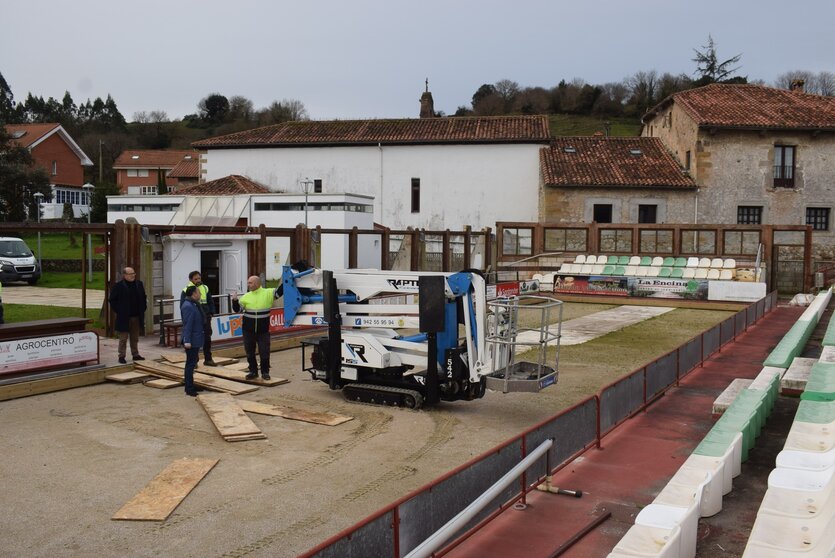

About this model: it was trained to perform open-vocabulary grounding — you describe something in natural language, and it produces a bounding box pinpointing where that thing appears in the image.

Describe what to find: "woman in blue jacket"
[181,285,205,396]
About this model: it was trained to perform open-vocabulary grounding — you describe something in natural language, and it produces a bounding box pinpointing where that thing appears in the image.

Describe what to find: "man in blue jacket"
[181,285,205,397]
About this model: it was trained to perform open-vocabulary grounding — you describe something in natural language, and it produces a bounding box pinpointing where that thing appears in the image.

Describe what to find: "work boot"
[118,357,127,364]
[203,359,217,366]
[185,389,198,397]
[245,371,258,380]
[261,374,271,381]
[133,355,145,361]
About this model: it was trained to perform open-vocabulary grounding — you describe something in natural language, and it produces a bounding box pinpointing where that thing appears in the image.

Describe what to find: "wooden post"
[762,225,774,290]
[81,233,87,319]
[442,229,450,272]
[349,227,358,269]
[463,225,471,270]
[589,222,599,255]
[259,223,267,278]
[484,227,493,273]
[410,228,420,271]
[380,227,390,270]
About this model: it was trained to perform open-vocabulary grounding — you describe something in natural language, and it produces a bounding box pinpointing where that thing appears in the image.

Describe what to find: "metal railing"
[299,290,778,558]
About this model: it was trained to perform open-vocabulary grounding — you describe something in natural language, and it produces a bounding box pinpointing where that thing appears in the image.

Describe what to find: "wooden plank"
[224,433,268,442]
[144,378,182,389]
[112,457,218,521]
[0,368,112,402]
[135,362,259,396]
[106,371,152,384]
[161,353,187,364]
[168,361,288,387]
[162,353,238,366]
[238,399,353,426]
[197,393,265,439]
[224,361,252,371]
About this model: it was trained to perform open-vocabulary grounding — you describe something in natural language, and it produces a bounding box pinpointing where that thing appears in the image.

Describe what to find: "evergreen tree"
[0,127,50,222]
[692,35,743,85]
[157,167,168,195]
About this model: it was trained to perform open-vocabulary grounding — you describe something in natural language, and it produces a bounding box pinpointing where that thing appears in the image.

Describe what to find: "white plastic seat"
[706,269,720,280]
[585,255,597,264]
[636,266,649,277]
[698,258,711,268]
[668,467,722,517]
[637,502,698,558]
[532,273,543,282]
[744,505,835,556]
[651,256,664,267]
[768,466,835,493]
[723,258,736,269]
[574,254,587,264]
[718,270,733,281]
[558,263,572,274]
[610,523,682,558]
[694,269,708,279]
[682,268,696,279]
[686,257,699,268]
[629,256,641,266]
[685,440,738,492]
[580,264,593,274]
[776,447,835,471]
[592,264,605,275]
[784,421,835,453]
[647,267,661,278]
[540,273,555,290]
[710,258,723,268]
[624,265,638,276]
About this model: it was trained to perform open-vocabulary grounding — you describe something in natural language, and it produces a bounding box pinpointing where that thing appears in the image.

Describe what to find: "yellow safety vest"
[183,282,209,304]
[238,287,276,332]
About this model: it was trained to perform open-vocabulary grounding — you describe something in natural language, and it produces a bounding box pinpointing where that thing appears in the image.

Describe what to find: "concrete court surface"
[0,283,104,308]
[557,305,673,345]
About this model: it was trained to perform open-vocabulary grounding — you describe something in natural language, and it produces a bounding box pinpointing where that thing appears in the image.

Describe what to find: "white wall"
[203,143,543,230]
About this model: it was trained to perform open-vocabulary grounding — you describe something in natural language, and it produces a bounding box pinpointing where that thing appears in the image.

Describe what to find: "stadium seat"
[573,254,586,264]
[686,257,699,267]
[659,267,673,278]
[606,255,619,264]
[671,268,684,279]
[580,264,593,274]
[711,258,724,268]
[694,269,708,279]
[624,265,638,276]
[719,270,733,281]
[674,257,687,267]
[629,256,642,266]
[647,267,661,277]
[614,266,626,276]
[636,267,650,277]
[698,258,711,268]
[640,256,653,266]
[609,523,682,558]
[651,256,664,266]
[663,257,676,267]
[618,255,630,265]
[602,265,615,275]
[682,268,696,279]
[723,258,736,269]
[592,264,605,274]
[586,255,598,264]
[707,269,721,280]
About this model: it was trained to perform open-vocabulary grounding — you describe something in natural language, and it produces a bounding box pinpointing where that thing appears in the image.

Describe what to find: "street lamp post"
[33,192,43,273]
[300,177,314,227]
[83,183,95,282]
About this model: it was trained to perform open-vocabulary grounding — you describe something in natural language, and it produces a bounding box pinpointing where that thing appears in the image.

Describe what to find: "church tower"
[419,78,435,118]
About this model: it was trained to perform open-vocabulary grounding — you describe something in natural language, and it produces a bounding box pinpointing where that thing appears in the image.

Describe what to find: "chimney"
[419,78,435,118]
[790,79,805,92]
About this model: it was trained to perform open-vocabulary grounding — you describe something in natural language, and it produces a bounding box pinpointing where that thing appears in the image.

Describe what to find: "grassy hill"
[549,114,642,137]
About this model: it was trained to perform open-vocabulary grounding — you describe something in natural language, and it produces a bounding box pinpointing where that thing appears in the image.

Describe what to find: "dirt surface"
[0,305,733,558]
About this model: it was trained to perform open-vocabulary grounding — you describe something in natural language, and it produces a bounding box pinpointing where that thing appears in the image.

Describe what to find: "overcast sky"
[2,0,834,122]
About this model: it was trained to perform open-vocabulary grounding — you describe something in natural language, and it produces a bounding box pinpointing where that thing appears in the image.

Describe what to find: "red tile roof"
[5,123,60,148]
[171,175,270,196]
[167,159,199,179]
[192,116,551,148]
[114,149,197,168]
[542,137,695,189]
[644,83,835,129]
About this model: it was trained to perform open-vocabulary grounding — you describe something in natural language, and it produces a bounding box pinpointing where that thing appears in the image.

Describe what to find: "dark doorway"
[593,204,613,223]
[201,250,220,301]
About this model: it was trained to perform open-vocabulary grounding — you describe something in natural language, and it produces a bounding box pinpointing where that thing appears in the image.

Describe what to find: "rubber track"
[343,383,424,409]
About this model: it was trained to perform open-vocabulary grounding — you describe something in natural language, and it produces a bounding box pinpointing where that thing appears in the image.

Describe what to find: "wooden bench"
[0,317,91,341]
[162,320,183,348]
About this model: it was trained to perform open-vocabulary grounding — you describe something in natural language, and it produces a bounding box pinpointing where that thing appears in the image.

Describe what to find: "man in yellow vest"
[181,271,217,366]
[231,275,279,380]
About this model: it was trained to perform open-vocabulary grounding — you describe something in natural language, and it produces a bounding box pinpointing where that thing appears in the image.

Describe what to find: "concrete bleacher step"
[820,345,835,364]
[712,378,753,415]
[781,357,818,396]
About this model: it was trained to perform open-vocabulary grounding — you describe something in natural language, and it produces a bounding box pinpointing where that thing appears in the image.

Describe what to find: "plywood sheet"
[238,399,353,426]
[197,393,265,439]
[168,361,288,386]
[106,371,152,384]
[163,354,238,366]
[112,457,218,521]
[135,362,258,395]
[144,378,182,389]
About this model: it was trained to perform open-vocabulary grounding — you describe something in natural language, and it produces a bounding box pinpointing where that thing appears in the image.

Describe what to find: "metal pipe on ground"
[405,438,554,558]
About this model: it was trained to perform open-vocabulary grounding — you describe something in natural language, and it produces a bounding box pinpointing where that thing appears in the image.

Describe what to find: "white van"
[0,237,41,285]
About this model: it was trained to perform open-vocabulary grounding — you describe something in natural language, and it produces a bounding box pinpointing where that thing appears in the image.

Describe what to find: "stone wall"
[41,259,106,272]
[540,186,696,224]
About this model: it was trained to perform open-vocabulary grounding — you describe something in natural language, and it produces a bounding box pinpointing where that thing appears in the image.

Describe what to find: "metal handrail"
[157,293,232,345]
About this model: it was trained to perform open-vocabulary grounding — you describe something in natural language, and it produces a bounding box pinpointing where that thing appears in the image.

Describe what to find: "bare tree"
[228,95,255,122]
[818,71,835,96]
[494,79,520,111]
[775,70,816,90]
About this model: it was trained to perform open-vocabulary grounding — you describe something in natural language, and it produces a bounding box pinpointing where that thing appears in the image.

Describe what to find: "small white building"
[192,114,550,231]
[107,175,376,297]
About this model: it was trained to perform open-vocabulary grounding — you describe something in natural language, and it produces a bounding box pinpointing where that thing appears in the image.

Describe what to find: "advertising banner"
[212,308,315,341]
[553,276,630,296]
[0,331,98,375]
[628,277,708,300]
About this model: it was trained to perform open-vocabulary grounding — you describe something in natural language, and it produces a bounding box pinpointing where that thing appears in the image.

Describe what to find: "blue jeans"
[184,346,200,392]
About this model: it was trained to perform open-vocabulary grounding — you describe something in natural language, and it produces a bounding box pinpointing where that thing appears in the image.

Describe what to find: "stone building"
[642,83,835,258]
[539,136,696,224]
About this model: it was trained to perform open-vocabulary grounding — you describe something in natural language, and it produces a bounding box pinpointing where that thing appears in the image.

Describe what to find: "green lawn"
[3,303,104,330]
[549,114,642,137]
[36,272,106,290]
[18,232,106,260]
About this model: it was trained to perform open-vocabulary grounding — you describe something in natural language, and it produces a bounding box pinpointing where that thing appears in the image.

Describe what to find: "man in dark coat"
[181,285,205,397]
[108,266,147,364]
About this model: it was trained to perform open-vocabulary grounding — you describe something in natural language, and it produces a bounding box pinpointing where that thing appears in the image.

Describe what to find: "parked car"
[0,237,41,285]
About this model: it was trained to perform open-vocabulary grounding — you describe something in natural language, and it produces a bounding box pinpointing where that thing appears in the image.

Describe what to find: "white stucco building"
[192,115,551,231]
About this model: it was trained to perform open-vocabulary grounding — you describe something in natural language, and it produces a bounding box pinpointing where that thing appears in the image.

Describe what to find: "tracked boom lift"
[282,266,561,409]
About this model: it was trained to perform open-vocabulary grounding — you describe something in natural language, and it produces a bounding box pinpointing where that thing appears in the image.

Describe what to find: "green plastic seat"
[794,400,835,424]
[607,255,619,264]
[602,265,615,275]
[662,257,675,266]
[701,428,749,462]
[763,319,817,368]
[670,268,684,278]
[824,313,835,346]
[618,255,630,265]
[640,256,652,266]
[674,257,687,267]
[614,266,626,276]
[800,362,835,402]
[658,267,672,278]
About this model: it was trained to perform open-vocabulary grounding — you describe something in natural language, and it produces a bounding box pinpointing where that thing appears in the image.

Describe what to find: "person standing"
[181,285,205,397]
[180,270,217,366]
[0,281,4,325]
[108,266,147,364]
[232,275,280,381]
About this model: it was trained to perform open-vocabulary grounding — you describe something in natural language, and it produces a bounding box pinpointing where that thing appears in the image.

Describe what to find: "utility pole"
[99,139,104,183]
